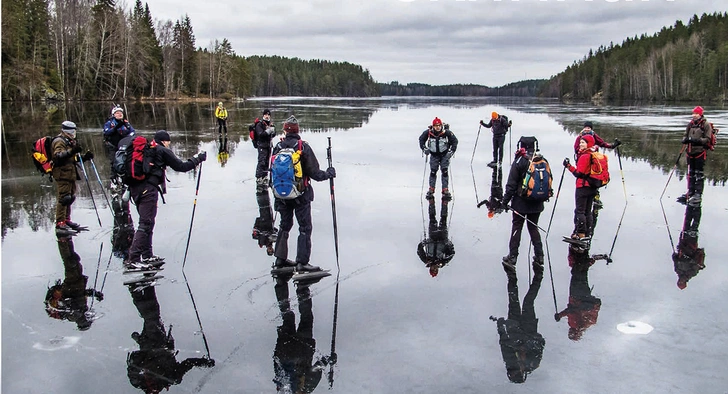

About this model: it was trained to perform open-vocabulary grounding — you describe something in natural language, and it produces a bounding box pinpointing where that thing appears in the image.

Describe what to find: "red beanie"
[581,134,595,148]
[693,106,704,116]
[432,117,442,126]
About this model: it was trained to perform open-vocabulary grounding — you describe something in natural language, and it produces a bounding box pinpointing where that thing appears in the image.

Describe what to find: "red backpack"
[31,136,56,179]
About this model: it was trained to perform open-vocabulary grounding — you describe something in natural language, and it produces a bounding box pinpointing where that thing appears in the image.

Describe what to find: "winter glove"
[197,151,207,162]
[71,144,83,154]
[423,148,430,156]
[444,123,450,131]
[508,121,513,127]
[480,120,485,126]
[681,137,691,144]
[563,158,570,168]
[326,167,336,179]
[612,138,622,148]
[82,151,94,161]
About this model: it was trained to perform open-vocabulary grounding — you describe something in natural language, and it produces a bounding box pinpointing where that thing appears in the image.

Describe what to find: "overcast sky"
[144,0,725,86]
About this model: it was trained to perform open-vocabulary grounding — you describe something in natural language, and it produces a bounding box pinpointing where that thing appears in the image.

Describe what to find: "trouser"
[508,212,543,258]
[256,146,272,178]
[429,153,450,189]
[217,118,227,134]
[574,187,597,235]
[686,154,705,196]
[128,183,159,262]
[55,180,76,224]
[274,200,313,264]
[493,134,506,163]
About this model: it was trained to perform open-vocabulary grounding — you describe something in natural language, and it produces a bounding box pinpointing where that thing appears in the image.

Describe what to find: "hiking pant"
[574,187,597,235]
[274,201,313,264]
[429,153,450,190]
[687,154,705,196]
[55,180,76,224]
[256,146,272,179]
[128,183,158,263]
[493,134,506,163]
[217,118,227,134]
[508,212,543,258]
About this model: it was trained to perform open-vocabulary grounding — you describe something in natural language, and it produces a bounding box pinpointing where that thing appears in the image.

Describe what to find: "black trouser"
[217,118,227,134]
[508,212,543,258]
[687,154,706,196]
[256,146,272,178]
[428,153,450,190]
[274,200,313,264]
[493,134,506,163]
[574,187,597,235]
[128,183,158,262]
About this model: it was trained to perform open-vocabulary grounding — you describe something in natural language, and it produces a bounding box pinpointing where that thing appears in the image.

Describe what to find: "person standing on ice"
[419,117,458,200]
[677,106,714,207]
[480,111,511,168]
[572,121,621,210]
[563,135,598,242]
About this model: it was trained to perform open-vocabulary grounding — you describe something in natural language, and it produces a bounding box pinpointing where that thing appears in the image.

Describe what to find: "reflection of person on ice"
[555,246,602,341]
[126,284,214,393]
[417,198,455,277]
[673,205,705,289]
[419,117,458,200]
[254,182,278,256]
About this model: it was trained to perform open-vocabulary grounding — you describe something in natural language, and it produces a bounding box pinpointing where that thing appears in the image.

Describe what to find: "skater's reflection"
[273,277,331,393]
[126,284,214,393]
[44,234,103,331]
[555,245,606,341]
[417,198,455,277]
[482,165,505,218]
[253,184,278,255]
[490,268,545,383]
[217,133,230,167]
[111,182,135,259]
[673,205,705,290]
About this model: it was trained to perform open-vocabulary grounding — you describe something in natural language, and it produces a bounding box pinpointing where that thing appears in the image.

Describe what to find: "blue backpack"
[270,140,305,199]
[521,155,553,201]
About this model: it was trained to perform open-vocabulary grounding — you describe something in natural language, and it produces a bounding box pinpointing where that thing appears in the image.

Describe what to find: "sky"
[144,0,725,86]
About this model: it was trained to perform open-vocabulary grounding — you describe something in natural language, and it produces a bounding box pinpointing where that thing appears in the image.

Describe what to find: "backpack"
[703,122,719,151]
[270,140,306,199]
[517,136,538,155]
[114,136,157,185]
[588,151,610,188]
[249,118,260,148]
[521,155,553,201]
[31,136,56,179]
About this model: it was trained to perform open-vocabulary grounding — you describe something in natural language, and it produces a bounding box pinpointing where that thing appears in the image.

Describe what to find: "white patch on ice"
[33,336,81,351]
[617,321,654,335]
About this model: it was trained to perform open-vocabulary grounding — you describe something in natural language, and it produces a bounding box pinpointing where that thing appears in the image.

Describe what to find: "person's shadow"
[253,183,278,256]
[273,277,333,393]
[126,284,214,393]
[417,197,455,277]
[44,234,103,331]
[555,245,603,341]
[490,268,545,383]
[673,204,705,290]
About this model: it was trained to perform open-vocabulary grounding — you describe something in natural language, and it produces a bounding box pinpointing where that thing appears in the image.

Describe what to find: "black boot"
[296,262,321,272]
[532,255,544,274]
[502,254,517,272]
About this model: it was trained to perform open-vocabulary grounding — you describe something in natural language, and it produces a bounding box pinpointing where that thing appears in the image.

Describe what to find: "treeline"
[1,0,378,101]
[378,79,547,96]
[541,12,728,102]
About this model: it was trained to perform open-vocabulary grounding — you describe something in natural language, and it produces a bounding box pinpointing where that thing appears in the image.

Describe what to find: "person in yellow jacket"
[215,102,228,134]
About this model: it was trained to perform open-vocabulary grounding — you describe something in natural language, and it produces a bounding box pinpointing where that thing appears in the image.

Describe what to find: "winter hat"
[432,117,443,126]
[283,115,299,133]
[263,109,271,116]
[693,106,704,116]
[154,130,171,143]
[217,102,223,107]
[677,278,688,290]
[491,112,498,119]
[583,121,593,129]
[581,134,595,148]
[111,106,123,116]
[61,121,77,137]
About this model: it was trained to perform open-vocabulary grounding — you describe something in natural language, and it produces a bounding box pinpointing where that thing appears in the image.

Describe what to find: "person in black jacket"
[255,109,276,190]
[417,198,455,277]
[123,130,207,270]
[500,142,546,272]
[673,204,705,289]
[480,112,512,168]
[272,116,336,272]
[419,117,458,200]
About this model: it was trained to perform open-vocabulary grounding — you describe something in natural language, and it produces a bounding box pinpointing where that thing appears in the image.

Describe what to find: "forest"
[540,12,728,102]
[378,80,547,97]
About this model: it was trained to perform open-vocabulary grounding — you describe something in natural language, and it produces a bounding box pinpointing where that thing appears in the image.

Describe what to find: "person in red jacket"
[563,135,598,241]
[573,121,621,209]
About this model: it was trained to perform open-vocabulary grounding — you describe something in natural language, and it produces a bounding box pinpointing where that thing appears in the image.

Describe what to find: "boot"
[487,161,498,169]
[296,262,321,272]
[442,188,452,201]
[532,255,545,274]
[676,194,688,205]
[274,257,296,268]
[425,187,435,200]
[64,220,84,231]
[502,254,517,272]
[688,193,702,207]
[55,222,78,235]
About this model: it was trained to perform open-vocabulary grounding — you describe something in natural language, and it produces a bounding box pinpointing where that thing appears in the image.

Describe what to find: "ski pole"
[182,161,203,269]
[659,145,686,201]
[78,154,102,227]
[615,147,628,203]
[327,137,340,269]
[659,199,676,251]
[606,203,627,263]
[183,269,212,359]
[545,166,567,238]
[508,126,512,165]
[471,125,481,167]
[89,243,103,310]
[421,154,429,236]
[471,125,482,205]
[506,205,548,234]
[327,270,340,388]
[89,158,112,207]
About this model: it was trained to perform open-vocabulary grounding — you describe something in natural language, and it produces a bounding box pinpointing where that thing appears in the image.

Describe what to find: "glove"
[444,123,450,130]
[326,167,336,179]
[480,120,485,126]
[203,357,215,368]
[612,138,622,148]
[82,151,94,161]
[563,158,570,168]
[508,121,513,127]
[196,151,207,162]
[681,137,690,144]
[423,149,430,156]
[71,144,83,154]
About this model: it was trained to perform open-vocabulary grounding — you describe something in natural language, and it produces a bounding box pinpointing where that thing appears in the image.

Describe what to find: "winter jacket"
[502,153,545,214]
[254,119,275,147]
[147,145,199,194]
[215,106,228,120]
[567,148,598,188]
[483,116,511,136]
[419,128,459,155]
[572,131,612,153]
[103,118,136,149]
[272,133,329,204]
[684,117,714,157]
[51,134,80,182]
